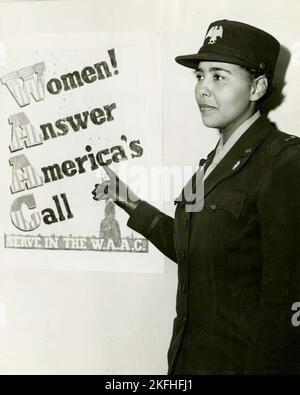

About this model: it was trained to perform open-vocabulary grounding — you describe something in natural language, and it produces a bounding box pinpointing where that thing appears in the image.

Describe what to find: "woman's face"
[195,61,256,134]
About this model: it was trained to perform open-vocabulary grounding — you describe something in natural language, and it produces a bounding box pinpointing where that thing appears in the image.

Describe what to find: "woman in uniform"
[92,20,300,374]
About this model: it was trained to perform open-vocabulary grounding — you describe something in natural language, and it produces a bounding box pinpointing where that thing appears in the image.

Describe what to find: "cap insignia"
[205,25,224,45]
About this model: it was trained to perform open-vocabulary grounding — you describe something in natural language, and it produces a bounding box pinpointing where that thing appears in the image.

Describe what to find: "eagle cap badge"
[205,25,224,45]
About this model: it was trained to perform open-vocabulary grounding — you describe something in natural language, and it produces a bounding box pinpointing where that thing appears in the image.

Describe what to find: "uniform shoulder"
[266,130,300,157]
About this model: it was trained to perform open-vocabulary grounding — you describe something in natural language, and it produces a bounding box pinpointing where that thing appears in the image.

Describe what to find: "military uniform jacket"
[127,116,300,374]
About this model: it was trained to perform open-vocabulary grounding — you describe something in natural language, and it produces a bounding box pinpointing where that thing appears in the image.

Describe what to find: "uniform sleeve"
[245,149,300,374]
[127,200,177,263]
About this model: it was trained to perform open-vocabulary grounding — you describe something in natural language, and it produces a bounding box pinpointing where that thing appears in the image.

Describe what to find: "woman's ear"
[250,75,268,102]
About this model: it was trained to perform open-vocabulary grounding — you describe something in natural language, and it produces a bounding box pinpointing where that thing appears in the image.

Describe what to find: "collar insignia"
[232,160,241,171]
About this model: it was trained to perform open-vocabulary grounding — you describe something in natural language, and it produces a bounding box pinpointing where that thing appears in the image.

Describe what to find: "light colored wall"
[0,0,299,374]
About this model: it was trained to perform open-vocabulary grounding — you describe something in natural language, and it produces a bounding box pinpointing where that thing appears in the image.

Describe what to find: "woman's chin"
[201,118,220,129]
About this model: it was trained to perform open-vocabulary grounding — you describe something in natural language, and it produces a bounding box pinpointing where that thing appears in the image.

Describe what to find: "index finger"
[102,164,118,181]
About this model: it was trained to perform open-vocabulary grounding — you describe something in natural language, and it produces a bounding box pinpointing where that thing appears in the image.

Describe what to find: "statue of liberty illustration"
[97,170,122,248]
[100,198,122,247]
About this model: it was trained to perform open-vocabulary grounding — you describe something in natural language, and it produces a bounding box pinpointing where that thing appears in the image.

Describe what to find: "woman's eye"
[213,74,224,81]
[196,74,204,81]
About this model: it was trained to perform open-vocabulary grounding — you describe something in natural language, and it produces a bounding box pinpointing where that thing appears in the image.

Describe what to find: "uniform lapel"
[203,149,217,173]
[174,145,217,208]
[204,116,273,198]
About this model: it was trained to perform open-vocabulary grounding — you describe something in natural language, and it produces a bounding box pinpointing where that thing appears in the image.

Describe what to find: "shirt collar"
[219,110,261,149]
[203,110,261,181]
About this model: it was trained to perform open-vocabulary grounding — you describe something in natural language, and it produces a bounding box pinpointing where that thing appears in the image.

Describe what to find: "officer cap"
[175,20,280,82]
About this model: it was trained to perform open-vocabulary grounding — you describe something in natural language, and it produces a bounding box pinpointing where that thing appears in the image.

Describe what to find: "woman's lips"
[199,104,217,113]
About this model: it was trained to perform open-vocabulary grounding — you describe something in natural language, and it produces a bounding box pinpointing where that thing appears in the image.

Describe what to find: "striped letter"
[9,112,43,153]
[10,194,41,231]
[1,62,46,107]
[10,154,43,194]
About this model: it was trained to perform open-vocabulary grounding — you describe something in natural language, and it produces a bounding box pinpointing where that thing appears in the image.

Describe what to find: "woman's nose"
[195,80,211,98]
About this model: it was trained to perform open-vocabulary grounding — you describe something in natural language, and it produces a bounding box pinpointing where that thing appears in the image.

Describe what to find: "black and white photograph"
[0,0,300,379]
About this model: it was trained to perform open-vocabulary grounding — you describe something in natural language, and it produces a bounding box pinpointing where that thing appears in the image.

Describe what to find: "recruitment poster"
[0,25,164,273]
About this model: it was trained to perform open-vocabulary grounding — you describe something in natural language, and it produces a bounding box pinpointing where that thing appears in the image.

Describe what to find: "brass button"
[259,62,266,70]
[210,204,217,210]
[180,252,186,261]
